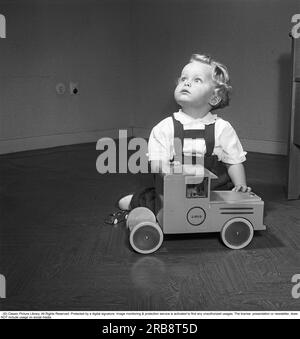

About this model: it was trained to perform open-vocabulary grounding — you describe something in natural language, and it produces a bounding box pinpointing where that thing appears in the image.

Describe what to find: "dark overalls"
[130,114,233,212]
[171,114,233,190]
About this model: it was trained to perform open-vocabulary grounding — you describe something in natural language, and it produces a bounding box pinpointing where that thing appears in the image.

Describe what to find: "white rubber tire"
[221,218,254,250]
[130,221,164,254]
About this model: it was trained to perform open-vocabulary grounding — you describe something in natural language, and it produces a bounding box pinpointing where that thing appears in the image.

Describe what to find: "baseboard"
[0,128,133,155]
[0,126,287,156]
[240,138,287,156]
[131,127,288,156]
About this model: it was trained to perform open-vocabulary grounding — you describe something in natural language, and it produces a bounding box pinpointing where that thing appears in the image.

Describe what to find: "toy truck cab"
[127,166,266,254]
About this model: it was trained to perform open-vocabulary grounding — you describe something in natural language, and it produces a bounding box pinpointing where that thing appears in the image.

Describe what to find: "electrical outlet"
[70,81,79,95]
[56,83,66,95]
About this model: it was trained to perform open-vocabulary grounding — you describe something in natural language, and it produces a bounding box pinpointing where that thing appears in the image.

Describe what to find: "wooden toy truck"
[127,167,266,254]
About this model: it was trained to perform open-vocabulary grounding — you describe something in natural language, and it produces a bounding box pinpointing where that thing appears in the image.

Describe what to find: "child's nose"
[184,80,191,87]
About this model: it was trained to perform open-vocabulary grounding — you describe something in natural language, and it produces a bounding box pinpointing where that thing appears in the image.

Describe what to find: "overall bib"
[171,114,233,190]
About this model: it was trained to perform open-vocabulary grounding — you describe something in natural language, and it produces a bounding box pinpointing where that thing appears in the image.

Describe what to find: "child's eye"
[179,77,186,82]
[194,78,203,83]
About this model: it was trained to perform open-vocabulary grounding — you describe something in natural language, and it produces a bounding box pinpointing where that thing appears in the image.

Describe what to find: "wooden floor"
[0,143,300,311]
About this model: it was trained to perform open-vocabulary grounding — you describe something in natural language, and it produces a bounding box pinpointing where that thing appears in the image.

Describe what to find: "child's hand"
[232,185,252,193]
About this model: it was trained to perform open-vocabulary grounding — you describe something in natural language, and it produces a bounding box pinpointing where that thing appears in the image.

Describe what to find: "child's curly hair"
[190,54,232,110]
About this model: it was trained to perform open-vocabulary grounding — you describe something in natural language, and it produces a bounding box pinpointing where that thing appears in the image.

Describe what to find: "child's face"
[174,61,216,109]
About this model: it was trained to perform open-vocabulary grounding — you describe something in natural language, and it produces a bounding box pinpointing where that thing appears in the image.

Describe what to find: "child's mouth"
[180,89,190,94]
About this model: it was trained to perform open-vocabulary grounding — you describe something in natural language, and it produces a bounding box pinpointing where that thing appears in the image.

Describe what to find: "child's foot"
[118,194,133,211]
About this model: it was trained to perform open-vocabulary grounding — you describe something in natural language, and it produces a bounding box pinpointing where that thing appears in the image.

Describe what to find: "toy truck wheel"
[221,218,254,250]
[129,221,164,254]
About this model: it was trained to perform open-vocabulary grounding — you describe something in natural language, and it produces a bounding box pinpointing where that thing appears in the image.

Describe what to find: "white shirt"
[147,110,247,165]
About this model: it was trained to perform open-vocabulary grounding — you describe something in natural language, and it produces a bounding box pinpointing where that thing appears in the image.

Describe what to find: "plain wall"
[0,0,134,153]
[0,0,300,154]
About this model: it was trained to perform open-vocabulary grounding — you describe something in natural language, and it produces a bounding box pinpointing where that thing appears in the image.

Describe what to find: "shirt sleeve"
[218,121,247,164]
[147,118,173,162]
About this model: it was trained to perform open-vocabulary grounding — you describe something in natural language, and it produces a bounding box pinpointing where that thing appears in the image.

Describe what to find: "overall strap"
[171,114,215,162]
[172,114,184,163]
[172,114,184,145]
[204,123,215,156]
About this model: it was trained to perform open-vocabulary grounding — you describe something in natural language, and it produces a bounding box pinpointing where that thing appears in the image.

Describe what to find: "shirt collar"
[175,109,218,125]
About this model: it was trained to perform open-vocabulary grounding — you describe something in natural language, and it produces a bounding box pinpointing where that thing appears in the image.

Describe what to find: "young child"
[118,53,250,213]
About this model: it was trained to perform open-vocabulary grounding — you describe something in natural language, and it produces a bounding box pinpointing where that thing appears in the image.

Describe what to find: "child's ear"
[209,88,222,107]
[209,95,221,107]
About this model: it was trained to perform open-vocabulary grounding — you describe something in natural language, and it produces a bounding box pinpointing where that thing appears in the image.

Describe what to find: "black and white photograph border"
[0,0,300,320]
